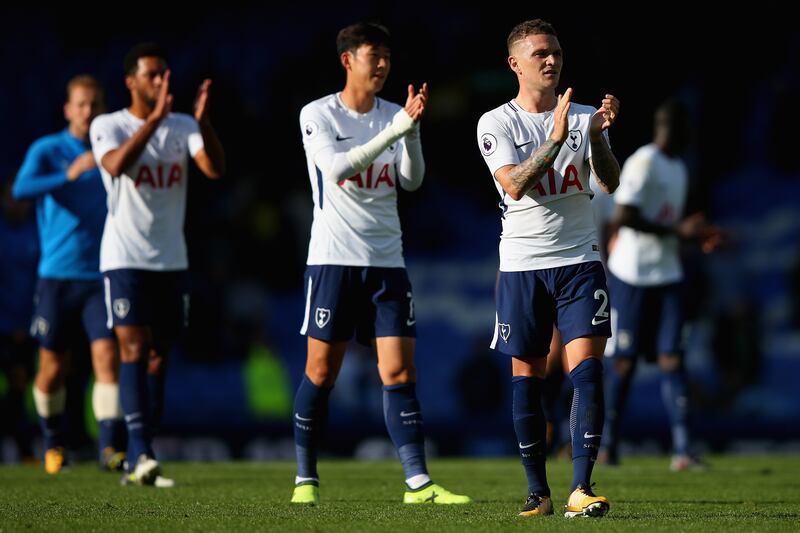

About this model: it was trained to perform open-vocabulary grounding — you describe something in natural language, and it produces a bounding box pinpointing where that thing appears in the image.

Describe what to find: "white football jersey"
[300,93,412,267]
[90,110,204,272]
[477,100,604,271]
[607,143,687,286]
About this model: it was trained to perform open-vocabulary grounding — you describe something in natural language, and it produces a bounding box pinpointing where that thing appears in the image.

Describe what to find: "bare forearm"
[101,119,160,177]
[506,139,562,199]
[199,120,226,177]
[589,135,620,193]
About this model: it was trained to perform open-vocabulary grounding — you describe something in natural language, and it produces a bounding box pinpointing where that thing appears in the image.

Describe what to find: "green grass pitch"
[1,455,798,531]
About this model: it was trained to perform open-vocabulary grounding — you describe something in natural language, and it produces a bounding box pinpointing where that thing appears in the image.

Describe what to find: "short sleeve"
[614,151,653,207]
[184,117,204,157]
[299,103,335,158]
[90,115,125,164]
[477,113,519,178]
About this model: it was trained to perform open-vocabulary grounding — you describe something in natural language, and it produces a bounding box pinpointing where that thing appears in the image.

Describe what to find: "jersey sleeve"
[90,115,124,164]
[614,151,652,207]
[299,103,336,159]
[12,139,69,199]
[477,112,519,178]
[184,116,204,156]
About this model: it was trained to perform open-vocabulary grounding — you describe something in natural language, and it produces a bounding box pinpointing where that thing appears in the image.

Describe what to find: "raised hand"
[195,79,212,124]
[550,87,573,144]
[66,151,97,181]
[404,82,428,122]
[590,94,620,138]
[149,69,173,123]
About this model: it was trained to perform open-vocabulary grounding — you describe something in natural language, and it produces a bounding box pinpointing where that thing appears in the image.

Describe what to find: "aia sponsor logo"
[134,164,183,188]
[531,165,583,197]
[338,163,395,189]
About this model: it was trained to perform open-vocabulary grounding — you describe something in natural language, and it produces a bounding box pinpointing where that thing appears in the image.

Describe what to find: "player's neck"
[515,89,557,114]
[67,124,88,141]
[128,101,154,120]
[340,85,376,114]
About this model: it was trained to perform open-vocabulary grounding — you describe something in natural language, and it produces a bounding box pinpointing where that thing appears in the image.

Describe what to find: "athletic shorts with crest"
[491,261,611,357]
[103,269,189,343]
[300,265,416,345]
[605,271,684,360]
[30,279,113,352]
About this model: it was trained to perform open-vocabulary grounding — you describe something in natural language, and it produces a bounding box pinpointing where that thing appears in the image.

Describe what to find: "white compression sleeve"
[314,109,416,183]
[33,386,66,417]
[398,126,425,191]
[93,382,123,420]
[346,108,415,171]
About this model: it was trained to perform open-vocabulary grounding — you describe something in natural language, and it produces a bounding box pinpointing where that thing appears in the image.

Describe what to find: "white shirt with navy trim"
[300,93,411,268]
[91,109,203,272]
[477,100,605,271]
[607,143,687,286]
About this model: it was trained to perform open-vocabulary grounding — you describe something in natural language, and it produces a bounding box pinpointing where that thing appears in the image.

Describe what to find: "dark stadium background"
[1,5,799,461]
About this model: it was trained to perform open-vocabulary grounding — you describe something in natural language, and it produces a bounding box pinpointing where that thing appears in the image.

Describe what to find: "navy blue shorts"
[103,269,189,342]
[299,265,416,345]
[606,272,684,359]
[30,278,113,352]
[491,261,611,357]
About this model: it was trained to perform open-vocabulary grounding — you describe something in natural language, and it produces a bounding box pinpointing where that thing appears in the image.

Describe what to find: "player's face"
[344,43,391,94]
[64,85,103,138]
[510,33,562,92]
[127,56,167,107]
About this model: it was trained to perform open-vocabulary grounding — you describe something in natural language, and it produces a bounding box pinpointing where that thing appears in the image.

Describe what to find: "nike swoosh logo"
[400,411,420,417]
[295,413,313,422]
[518,441,540,449]
[591,317,609,325]
[584,432,602,438]
[514,140,533,149]
[336,134,353,141]
[406,318,416,326]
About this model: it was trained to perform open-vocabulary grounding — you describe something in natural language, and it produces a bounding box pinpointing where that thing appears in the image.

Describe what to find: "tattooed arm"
[589,134,620,194]
[588,94,621,193]
[494,88,572,201]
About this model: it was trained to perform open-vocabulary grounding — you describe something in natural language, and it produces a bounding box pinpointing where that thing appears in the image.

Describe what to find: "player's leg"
[494,270,554,515]
[373,336,470,504]
[556,262,611,518]
[29,279,72,473]
[654,283,700,471]
[33,347,69,474]
[292,265,353,504]
[90,338,126,471]
[291,336,346,504]
[367,267,468,504]
[600,272,645,466]
[105,269,163,485]
[83,280,126,470]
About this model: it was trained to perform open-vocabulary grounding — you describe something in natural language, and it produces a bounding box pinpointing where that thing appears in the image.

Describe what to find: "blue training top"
[12,128,106,280]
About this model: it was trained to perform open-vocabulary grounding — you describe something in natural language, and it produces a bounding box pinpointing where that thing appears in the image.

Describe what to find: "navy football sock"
[512,375,549,496]
[383,383,429,483]
[293,374,332,481]
[119,361,151,465]
[569,358,604,491]
[661,368,689,455]
[602,359,635,457]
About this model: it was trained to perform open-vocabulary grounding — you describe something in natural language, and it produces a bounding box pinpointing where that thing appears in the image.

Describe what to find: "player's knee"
[306,366,338,387]
[35,365,64,391]
[613,358,634,377]
[658,354,681,373]
[381,365,416,385]
[118,338,148,362]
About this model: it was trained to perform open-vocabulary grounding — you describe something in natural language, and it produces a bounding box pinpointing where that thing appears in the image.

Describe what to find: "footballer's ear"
[340,51,352,71]
[124,75,135,91]
[508,55,520,76]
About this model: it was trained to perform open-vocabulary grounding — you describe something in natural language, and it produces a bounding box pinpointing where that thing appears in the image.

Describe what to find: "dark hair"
[66,74,104,103]
[123,42,167,75]
[336,22,391,55]
[507,19,557,54]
